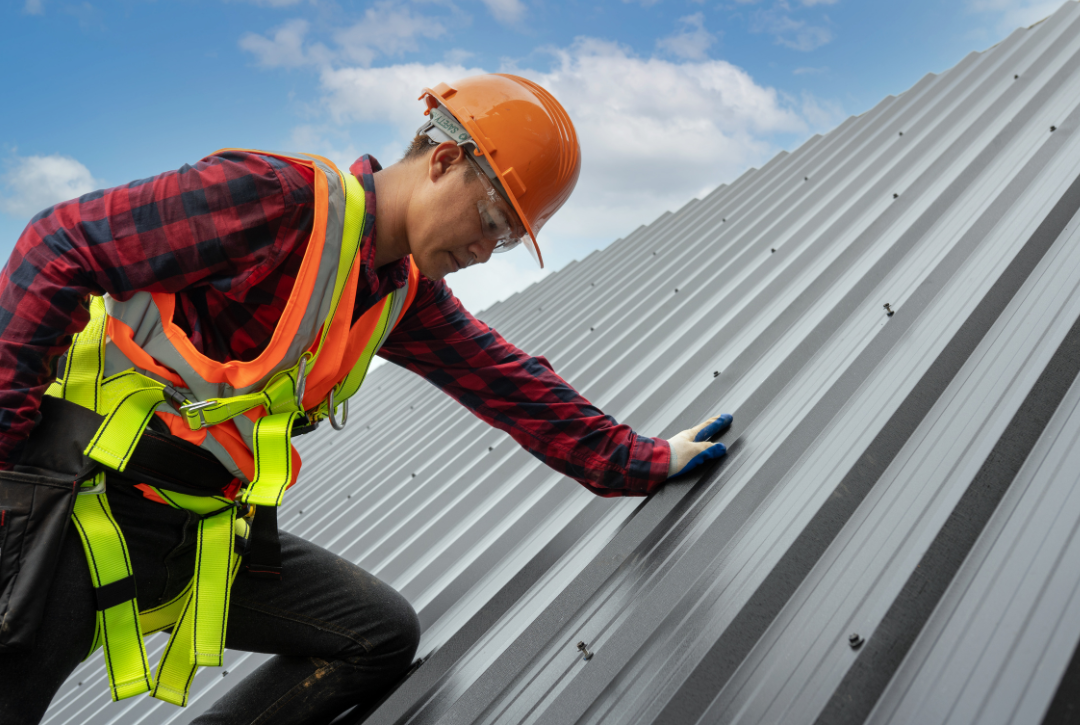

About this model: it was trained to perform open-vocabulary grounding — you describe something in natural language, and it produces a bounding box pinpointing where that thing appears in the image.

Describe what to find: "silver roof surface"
[43,2,1080,723]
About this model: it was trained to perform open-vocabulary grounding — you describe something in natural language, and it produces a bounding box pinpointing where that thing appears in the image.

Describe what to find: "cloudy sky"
[0,0,1062,312]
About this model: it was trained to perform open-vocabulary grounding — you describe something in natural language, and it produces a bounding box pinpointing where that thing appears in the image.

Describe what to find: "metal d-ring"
[328,387,349,431]
[295,358,308,408]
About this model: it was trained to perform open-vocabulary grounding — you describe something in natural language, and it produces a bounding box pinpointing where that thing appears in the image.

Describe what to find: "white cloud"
[23,0,44,14]
[316,38,820,275]
[480,0,527,25]
[0,154,102,218]
[239,19,332,68]
[320,61,487,127]
[656,13,717,61]
[799,0,838,5]
[968,0,1061,37]
[240,4,449,69]
[752,5,833,51]
[334,3,449,67]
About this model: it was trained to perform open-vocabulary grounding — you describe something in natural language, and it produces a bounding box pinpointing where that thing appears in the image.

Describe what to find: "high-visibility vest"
[49,150,418,706]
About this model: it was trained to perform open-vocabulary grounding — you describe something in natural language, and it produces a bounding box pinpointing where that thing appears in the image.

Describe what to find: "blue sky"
[0,0,1063,311]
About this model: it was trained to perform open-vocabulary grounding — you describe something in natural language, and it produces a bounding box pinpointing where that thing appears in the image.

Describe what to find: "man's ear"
[428,142,467,183]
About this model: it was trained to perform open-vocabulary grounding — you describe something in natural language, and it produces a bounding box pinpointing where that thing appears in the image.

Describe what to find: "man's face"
[407,145,524,280]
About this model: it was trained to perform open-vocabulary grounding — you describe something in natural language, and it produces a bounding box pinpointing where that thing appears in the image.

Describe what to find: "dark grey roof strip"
[815,188,1080,724]
[535,146,1080,725]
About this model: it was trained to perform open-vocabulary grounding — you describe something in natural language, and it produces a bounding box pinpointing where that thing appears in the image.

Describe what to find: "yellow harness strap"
[53,165,381,707]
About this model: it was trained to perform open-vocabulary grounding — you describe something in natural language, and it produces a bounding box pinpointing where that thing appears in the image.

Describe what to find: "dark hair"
[402,134,440,161]
[403,134,481,188]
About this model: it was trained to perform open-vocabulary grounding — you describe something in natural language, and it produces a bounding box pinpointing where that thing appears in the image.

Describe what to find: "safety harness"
[47,151,415,706]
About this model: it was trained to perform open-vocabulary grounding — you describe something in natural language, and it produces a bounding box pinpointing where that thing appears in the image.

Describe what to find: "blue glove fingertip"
[675,441,728,477]
[694,413,734,442]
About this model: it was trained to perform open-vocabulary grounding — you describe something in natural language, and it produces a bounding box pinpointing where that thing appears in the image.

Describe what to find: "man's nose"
[469,238,497,266]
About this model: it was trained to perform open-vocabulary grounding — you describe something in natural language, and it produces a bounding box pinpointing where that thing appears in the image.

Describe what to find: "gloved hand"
[666,413,733,478]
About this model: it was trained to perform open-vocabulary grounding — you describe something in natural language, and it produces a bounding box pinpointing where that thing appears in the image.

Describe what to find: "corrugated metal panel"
[43,2,1080,723]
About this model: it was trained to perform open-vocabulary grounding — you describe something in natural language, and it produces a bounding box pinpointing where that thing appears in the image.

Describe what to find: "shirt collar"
[349,154,409,296]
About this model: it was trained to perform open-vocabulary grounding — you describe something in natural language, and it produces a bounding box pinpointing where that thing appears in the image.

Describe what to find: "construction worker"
[0,74,731,724]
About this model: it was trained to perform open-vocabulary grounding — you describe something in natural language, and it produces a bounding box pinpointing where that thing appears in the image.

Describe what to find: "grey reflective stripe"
[105,151,348,399]
[102,150,354,481]
[372,277,412,358]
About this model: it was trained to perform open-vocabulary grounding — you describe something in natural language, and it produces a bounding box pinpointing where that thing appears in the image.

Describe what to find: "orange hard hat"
[418,74,581,268]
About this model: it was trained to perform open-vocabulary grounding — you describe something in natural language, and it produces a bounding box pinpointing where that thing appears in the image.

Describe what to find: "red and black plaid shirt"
[0,151,670,496]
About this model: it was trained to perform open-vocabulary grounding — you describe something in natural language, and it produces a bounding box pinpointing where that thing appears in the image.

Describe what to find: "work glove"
[666,413,733,478]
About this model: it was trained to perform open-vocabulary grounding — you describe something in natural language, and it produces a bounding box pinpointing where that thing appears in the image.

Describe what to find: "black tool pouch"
[0,471,79,652]
[0,396,98,653]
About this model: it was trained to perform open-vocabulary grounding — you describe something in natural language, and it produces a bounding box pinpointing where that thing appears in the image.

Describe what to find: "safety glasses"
[467,159,526,253]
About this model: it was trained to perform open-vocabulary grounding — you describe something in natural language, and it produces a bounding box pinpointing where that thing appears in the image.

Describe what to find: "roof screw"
[713,371,720,378]
[771,248,776,253]
[577,641,594,660]
[222,670,230,677]
[893,193,899,199]
[347,494,351,498]
[1050,126,1057,132]
[590,326,595,331]
[411,473,416,478]
[488,446,493,451]
[1014,74,1019,79]
[898,131,903,136]
[849,633,864,649]
[652,251,657,255]
[722,218,726,222]
[884,303,894,316]
[804,176,809,181]
[78,682,83,686]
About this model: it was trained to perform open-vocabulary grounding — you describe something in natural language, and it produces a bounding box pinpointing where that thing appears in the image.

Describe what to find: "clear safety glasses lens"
[469,162,526,253]
[476,200,523,252]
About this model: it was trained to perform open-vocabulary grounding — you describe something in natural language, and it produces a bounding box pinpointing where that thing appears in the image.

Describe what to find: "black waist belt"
[17,396,236,495]
[20,396,283,580]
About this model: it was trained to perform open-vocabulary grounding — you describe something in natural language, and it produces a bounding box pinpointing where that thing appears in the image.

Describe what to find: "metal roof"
[43,2,1080,723]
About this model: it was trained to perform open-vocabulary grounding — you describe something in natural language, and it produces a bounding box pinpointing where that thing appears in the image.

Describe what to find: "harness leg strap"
[71,477,154,701]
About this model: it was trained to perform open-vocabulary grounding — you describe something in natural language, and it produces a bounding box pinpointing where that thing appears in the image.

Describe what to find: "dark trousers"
[0,478,421,725]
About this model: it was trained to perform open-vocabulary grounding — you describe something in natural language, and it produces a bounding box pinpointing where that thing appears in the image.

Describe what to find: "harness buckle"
[180,399,217,428]
[78,478,106,496]
[161,385,190,413]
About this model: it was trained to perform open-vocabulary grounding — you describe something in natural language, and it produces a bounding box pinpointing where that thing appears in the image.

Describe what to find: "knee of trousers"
[346,588,421,675]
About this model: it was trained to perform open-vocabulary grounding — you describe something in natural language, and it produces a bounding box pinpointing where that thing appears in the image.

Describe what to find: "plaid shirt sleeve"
[378,276,672,496]
[0,151,314,467]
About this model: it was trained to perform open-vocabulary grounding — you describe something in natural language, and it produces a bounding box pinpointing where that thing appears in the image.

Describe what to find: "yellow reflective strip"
[239,412,299,507]
[84,385,166,472]
[191,510,237,667]
[334,292,395,405]
[63,296,107,412]
[71,483,153,700]
[306,168,366,369]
